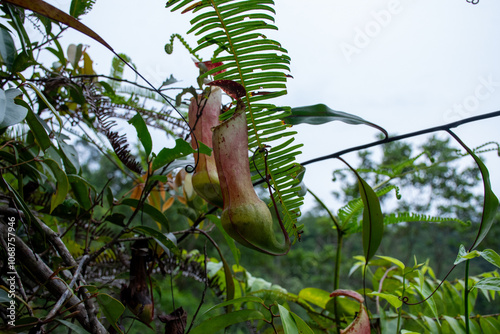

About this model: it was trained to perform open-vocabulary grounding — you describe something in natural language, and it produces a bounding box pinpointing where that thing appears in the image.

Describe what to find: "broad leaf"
[44,159,69,213]
[120,198,170,230]
[298,288,331,309]
[286,103,388,138]
[96,294,124,334]
[152,138,211,171]
[480,249,500,269]
[132,225,180,257]
[202,296,264,315]
[0,24,16,70]
[277,304,298,334]
[367,292,402,309]
[129,112,152,158]
[377,255,405,270]
[0,88,28,129]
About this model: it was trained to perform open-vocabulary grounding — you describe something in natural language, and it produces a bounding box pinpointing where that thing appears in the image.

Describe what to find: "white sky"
[41,0,500,213]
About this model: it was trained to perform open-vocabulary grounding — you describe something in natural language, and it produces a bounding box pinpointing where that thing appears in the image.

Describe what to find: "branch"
[301,110,500,166]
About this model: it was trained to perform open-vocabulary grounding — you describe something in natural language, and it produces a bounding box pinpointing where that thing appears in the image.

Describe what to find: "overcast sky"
[42,0,500,212]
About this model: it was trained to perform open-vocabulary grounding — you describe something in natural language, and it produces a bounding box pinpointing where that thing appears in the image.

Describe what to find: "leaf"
[132,225,180,257]
[152,138,211,171]
[189,310,265,334]
[377,255,405,271]
[340,158,383,262]
[207,214,240,266]
[23,100,51,150]
[54,319,90,334]
[67,43,82,69]
[290,311,315,334]
[448,131,499,250]
[367,292,402,309]
[44,159,69,213]
[454,244,481,265]
[120,198,170,230]
[69,0,95,18]
[4,0,113,51]
[480,249,500,269]
[298,288,332,309]
[67,174,94,210]
[207,79,246,99]
[0,24,16,70]
[128,112,152,158]
[443,315,466,334]
[202,296,264,315]
[474,277,500,291]
[0,88,28,129]
[96,294,124,334]
[285,103,388,138]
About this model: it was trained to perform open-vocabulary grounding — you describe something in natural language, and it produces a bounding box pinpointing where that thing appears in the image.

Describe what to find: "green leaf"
[443,315,466,334]
[474,277,500,291]
[128,112,152,158]
[44,159,69,213]
[277,304,298,334]
[0,88,28,129]
[449,132,499,250]
[69,0,95,18]
[377,255,405,270]
[207,214,240,266]
[96,294,124,334]
[286,104,388,137]
[454,244,482,265]
[152,138,211,171]
[189,310,265,334]
[480,249,500,269]
[67,174,94,210]
[290,311,315,334]
[202,296,264,315]
[367,292,402,309]
[0,24,16,70]
[340,158,383,262]
[298,288,331,309]
[120,198,170,230]
[132,226,180,257]
[55,319,90,334]
[23,101,51,151]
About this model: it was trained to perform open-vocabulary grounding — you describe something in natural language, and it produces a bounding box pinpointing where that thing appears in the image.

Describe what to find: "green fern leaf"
[168,0,303,242]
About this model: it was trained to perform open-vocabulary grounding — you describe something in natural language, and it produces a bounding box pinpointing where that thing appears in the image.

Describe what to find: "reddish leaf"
[207,80,246,100]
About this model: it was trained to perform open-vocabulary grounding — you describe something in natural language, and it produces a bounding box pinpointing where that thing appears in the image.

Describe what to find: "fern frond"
[168,0,303,242]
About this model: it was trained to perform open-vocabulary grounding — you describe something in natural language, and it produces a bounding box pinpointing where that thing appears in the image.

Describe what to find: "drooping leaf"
[447,131,499,250]
[479,249,500,269]
[367,292,402,309]
[3,0,113,51]
[285,103,388,138]
[132,225,180,257]
[44,159,69,213]
[189,309,265,334]
[0,24,16,70]
[377,255,405,271]
[443,315,466,334]
[340,158,383,262]
[96,294,125,334]
[0,88,28,129]
[67,43,83,69]
[277,304,299,334]
[128,112,152,158]
[67,174,94,210]
[120,198,170,230]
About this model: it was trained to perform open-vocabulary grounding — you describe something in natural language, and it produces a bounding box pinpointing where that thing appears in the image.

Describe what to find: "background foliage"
[0,1,499,333]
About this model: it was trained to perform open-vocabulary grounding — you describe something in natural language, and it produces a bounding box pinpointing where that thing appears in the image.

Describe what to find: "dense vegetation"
[0,1,499,333]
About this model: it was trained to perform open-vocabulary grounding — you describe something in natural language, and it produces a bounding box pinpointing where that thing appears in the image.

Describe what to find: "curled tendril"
[165,33,203,62]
